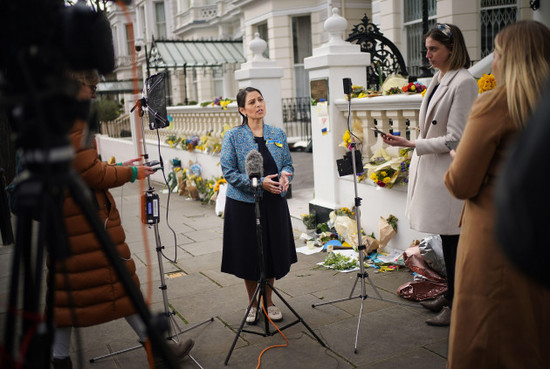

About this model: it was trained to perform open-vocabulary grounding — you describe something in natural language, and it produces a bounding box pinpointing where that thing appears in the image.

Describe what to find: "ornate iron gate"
[346,14,409,90]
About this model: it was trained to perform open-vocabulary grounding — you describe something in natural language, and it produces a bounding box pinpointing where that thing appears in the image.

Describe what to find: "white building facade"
[105,0,548,114]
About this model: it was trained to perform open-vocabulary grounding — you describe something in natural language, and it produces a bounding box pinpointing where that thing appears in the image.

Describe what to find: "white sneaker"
[267,306,283,321]
[246,306,258,324]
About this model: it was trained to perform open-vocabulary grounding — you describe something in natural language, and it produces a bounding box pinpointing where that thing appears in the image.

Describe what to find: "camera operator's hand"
[136,165,155,180]
[262,173,281,194]
[122,157,143,166]
[382,133,415,148]
[279,171,292,193]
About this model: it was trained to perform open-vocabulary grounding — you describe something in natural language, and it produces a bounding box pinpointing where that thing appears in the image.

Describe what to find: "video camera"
[1,0,116,148]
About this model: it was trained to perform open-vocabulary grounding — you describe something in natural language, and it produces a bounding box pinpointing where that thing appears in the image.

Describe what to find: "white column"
[304,8,370,218]
[234,33,284,128]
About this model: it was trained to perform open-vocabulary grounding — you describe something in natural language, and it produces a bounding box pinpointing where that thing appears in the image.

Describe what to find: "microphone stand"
[89,95,213,368]
[312,79,420,354]
[225,175,326,365]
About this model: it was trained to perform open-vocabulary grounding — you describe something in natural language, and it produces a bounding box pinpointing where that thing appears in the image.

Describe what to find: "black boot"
[426,306,451,326]
[145,338,195,369]
[51,357,73,369]
[420,295,450,313]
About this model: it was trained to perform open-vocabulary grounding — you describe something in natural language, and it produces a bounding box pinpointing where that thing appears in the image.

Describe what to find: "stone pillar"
[234,33,284,128]
[304,8,370,220]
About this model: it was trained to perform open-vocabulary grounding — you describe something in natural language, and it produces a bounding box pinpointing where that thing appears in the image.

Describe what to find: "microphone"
[343,78,352,95]
[245,150,263,188]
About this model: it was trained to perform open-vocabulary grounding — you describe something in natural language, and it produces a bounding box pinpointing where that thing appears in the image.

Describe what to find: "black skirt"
[221,193,297,281]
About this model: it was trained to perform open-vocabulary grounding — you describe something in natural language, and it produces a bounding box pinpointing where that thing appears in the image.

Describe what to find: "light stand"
[312,78,420,354]
[225,179,326,365]
[89,82,213,368]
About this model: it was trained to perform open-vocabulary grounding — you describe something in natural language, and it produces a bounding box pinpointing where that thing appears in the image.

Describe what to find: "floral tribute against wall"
[165,124,232,154]
[360,147,413,189]
[166,158,225,205]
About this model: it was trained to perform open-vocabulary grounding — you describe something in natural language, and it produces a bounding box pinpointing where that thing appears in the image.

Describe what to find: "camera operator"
[49,69,193,369]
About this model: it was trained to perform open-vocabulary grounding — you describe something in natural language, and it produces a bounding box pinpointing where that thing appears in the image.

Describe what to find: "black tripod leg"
[224,283,263,365]
[267,282,326,348]
[3,211,31,361]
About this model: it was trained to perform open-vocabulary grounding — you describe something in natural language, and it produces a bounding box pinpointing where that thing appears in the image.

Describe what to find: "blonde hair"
[494,21,550,127]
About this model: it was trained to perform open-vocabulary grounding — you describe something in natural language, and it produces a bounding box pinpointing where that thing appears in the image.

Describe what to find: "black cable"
[154,128,179,264]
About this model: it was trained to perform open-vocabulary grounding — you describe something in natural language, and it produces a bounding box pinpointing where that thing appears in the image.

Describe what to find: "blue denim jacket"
[220,123,294,203]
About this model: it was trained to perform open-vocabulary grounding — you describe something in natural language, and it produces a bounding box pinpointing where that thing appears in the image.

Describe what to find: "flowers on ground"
[301,213,317,230]
[477,73,496,94]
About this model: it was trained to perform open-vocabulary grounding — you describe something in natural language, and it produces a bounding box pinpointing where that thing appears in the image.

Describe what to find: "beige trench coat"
[445,89,550,368]
[406,68,478,235]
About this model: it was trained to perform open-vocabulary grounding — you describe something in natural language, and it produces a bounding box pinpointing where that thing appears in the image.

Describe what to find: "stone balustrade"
[336,94,422,158]
[100,96,423,157]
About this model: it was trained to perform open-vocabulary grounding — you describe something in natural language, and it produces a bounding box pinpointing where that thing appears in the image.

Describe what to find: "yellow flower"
[370,172,378,181]
[381,171,387,176]
[383,177,391,184]
[343,130,351,145]
[478,73,496,94]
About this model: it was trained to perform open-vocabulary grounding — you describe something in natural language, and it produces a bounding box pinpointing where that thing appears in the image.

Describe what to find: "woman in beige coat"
[444,21,550,368]
[383,24,478,325]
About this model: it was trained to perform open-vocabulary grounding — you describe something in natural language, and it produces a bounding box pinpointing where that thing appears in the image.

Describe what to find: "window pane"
[125,24,134,55]
[292,16,312,64]
[256,23,269,59]
[156,2,167,39]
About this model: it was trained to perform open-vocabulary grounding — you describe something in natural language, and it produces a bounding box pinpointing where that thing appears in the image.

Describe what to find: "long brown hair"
[494,21,550,127]
[424,23,471,70]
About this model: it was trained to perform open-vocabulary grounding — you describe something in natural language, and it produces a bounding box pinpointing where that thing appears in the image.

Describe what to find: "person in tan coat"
[50,70,192,369]
[444,21,550,368]
[383,23,478,326]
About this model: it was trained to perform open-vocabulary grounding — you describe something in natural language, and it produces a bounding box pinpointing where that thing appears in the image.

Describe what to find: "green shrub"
[93,99,122,121]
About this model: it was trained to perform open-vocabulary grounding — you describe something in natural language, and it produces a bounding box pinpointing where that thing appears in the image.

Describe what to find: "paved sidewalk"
[0,153,449,369]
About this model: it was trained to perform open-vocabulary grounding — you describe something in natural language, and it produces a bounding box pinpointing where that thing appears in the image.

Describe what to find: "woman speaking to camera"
[220,87,296,324]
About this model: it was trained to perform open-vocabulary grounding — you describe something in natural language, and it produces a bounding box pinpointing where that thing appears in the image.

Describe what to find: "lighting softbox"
[146,72,169,130]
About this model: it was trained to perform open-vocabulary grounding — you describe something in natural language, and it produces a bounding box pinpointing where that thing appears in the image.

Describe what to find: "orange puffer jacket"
[50,120,141,327]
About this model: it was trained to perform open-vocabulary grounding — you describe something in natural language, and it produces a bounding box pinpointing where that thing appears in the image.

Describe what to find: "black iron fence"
[282,97,312,150]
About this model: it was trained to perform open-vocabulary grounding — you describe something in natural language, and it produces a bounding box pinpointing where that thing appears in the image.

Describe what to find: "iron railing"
[282,97,312,149]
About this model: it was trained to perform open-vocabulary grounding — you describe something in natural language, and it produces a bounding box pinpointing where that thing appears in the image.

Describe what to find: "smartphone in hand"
[370,127,388,136]
[445,141,459,150]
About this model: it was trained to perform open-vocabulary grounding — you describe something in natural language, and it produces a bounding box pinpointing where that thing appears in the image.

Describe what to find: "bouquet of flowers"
[477,73,496,94]
[362,148,413,189]
[180,136,201,151]
[301,213,317,230]
[402,82,426,94]
[165,135,182,148]
[385,87,403,95]
[212,97,233,110]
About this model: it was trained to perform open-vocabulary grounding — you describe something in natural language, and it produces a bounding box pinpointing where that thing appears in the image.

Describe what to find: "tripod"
[90,97,213,367]
[225,182,326,365]
[4,144,181,369]
[312,81,420,354]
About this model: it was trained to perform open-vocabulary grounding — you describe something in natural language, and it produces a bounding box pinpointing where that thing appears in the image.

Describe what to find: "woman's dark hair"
[236,87,263,125]
[424,23,471,70]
